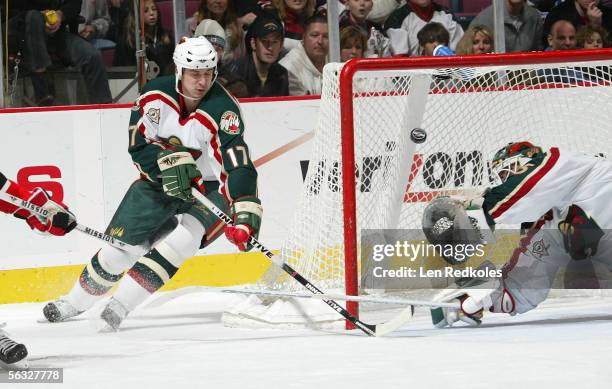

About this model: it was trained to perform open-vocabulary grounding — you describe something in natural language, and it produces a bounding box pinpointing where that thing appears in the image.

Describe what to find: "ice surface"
[0,291,611,389]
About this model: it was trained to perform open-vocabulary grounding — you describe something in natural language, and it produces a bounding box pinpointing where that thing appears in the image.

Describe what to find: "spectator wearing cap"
[195,19,227,62]
[226,16,289,97]
[194,18,249,97]
[279,14,328,95]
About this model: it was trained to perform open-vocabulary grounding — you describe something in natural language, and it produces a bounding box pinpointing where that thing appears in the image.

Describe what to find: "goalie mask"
[422,197,489,265]
[491,141,543,184]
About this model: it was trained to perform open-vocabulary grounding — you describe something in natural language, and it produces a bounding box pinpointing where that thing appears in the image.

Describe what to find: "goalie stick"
[190,188,415,337]
[143,285,460,309]
[0,192,143,256]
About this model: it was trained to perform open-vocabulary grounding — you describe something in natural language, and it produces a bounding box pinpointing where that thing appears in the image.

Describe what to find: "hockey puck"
[410,128,427,144]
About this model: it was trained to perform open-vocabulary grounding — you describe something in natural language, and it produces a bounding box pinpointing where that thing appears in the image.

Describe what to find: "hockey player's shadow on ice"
[477,313,612,329]
[117,311,222,332]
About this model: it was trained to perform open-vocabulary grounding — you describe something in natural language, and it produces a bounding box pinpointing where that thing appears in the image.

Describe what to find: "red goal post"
[338,49,612,325]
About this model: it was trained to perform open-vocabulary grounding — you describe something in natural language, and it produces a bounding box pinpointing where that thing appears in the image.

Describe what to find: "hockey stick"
[190,188,414,337]
[0,192,143,256]
[220,288,461,309]
[143,285,460,310]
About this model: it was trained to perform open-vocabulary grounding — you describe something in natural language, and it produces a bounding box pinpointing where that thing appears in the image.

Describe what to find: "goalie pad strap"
[157,152,196,171]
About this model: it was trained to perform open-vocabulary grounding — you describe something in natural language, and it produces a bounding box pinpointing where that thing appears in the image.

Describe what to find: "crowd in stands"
[4,0,612,105]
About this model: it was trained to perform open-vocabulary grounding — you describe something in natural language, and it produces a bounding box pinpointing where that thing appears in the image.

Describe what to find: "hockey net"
[223,50,612,329]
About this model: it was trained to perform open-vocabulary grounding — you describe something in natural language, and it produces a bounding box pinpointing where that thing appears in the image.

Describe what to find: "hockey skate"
[43,299,83,322]
[0,326,28,370]
[100,298,129,331]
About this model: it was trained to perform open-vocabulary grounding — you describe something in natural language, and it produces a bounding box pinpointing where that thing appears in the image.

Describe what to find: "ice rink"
[1,290,611,389]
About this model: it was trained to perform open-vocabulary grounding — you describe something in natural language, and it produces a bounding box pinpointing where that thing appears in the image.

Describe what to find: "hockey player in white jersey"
[426,141,612,327]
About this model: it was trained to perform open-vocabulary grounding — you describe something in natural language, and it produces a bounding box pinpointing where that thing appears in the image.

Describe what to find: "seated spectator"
[340,25,367,61]
[195,19,227,60]
[469,0,543,53]
[261,0,316,52]
[188,0,252,65]
[543,0,612,48]
[339,0,382,37]
[226,16,289,97]
[416,21,453,56]
[577,24,609,47]
[114,0,175,77]
[108,0,130,44]
[540,20,585,82]
[455,25,494,55]
[279,14,328,95]
[547,19,578,50]
[368,0,403,25]
[384,0,463,56]
[339,0,390,57]
[7,0,112,105]
[194,18,249,97]
[79,0,114,50]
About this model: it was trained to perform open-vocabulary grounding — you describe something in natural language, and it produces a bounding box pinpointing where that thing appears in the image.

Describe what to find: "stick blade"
[374,305,415,337]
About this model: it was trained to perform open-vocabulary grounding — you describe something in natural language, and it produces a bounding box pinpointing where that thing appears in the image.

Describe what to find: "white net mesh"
[224,54,612,327]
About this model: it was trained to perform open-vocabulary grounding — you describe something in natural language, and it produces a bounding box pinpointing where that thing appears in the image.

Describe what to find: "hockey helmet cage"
[491,141,543,184]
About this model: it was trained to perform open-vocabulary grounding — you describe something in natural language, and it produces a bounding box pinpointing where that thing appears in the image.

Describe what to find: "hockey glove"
[157,147,202,201]
[430,281,516,328]
[13,188,76,236]
[224,196,263,252]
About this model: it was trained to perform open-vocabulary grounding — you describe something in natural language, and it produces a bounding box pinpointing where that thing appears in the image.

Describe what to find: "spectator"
[340,25,367,61]
[195,19,227,60]
[261,0,316,52]
[543,0,612,48]
[547,19,578,50]
[227,16,289,96]
[339,0,390,57]
[339,0,382,36]
[114,0,175,77]
[279,14,328,95]
[7,0,112,105]
[539,20,583,82]
[384,0,463,56]
[368,0,403,25]
[188,0,253,65]
[577,24,609,47]
[79,0,114,50]
[416,22,453,56]
[108,0,130,44]
[469,0,543,53]
[194,18,249,97]
[455,25,495,55]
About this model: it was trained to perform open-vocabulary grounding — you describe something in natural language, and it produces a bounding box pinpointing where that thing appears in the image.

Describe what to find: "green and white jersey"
[128,75,257,202]
[483,148,612,228]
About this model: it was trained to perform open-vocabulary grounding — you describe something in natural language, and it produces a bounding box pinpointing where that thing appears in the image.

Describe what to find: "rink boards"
[1,84,609,303]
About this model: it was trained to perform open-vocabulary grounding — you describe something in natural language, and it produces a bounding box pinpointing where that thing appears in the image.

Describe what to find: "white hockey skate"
[100,298,129,331]
[43,299,83,323]
[0,325,28,370]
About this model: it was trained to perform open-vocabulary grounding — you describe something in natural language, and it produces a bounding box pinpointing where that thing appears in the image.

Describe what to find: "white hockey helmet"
[173,36,218,96]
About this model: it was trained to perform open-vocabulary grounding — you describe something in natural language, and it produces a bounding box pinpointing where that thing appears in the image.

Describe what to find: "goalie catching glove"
[225,196,263,251]
[13,188,76,236]
[157,146,203,200]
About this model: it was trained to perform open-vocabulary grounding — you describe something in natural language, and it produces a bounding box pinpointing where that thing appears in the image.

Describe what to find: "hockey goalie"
[427,141,612,328]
